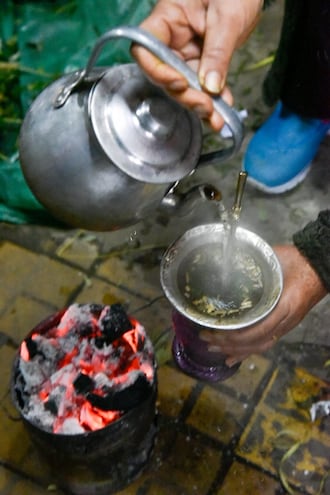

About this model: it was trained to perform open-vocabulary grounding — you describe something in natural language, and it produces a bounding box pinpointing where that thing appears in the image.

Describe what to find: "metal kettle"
[19,26,244,231]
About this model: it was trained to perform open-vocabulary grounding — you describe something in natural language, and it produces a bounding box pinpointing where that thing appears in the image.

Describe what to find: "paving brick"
[215,460,282,494]
[25,256,83,306]
[0,296,55,344]
[0,345,16,400]
[96,254,163,300]
[236,368,330,495]
[0,242,83,309]
[19,447,62,493]
[0,466,13,493]
[10,479,63,495]
[153,328,173,367]
[0,286,10,314]
[238,401,330,494]
[55,231,99,270]
[0,242,37,308]
[145,431,222,495]
[75,277,146,310]
[144,483,183,495]
[0,394,30,466]
[157,365,197,417]
[187,385,247,444]
[115,483,141,495]
[130,296,173,345]
[119,418,184,494]
[263,366,330,420]
[219,354,272,399]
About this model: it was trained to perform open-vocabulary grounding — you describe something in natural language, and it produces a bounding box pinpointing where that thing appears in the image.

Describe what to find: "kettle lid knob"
[136,97,177,139]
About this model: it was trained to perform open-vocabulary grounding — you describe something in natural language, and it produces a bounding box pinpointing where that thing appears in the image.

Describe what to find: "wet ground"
[0,1,329,494]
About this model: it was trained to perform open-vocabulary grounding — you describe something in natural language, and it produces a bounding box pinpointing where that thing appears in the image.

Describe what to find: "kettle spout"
[160,183,222,217]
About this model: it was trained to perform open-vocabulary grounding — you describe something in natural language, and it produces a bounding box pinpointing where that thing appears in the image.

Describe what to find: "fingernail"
[204,71,222,94]
[193,105,211,120]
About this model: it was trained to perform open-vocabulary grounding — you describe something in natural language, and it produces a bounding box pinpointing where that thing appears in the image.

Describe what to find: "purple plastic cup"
[171,310,240,382]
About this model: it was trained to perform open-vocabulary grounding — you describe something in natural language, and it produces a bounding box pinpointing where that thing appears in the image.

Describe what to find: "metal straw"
[232,171,248,220]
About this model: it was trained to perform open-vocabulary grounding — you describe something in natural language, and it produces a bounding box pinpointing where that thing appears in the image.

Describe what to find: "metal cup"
[160,223,283,382]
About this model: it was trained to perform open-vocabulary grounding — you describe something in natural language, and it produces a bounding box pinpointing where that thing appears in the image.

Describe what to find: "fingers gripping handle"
[56,26,244,164]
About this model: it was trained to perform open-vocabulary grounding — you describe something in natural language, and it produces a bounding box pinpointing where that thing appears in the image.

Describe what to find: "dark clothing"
[264,1,330,292]
[264,0,330,119]
[293,211,330,292]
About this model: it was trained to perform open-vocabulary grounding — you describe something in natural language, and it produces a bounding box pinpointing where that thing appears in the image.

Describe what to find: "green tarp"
[0,0,155,224]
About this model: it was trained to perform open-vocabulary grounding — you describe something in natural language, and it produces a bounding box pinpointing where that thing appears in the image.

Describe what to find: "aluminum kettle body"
[19,27,244,231]
[19,68,176,231]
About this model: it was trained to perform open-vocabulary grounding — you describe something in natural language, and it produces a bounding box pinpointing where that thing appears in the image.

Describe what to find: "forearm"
[293,210,330,292]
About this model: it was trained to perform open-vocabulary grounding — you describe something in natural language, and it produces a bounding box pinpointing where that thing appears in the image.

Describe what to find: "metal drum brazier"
[11,303,158,495]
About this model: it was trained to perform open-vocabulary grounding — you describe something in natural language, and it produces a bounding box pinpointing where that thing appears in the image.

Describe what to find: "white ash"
[24,394,55,431]
[94,372,113,389]
[19,354,53,392]
[56,417,85,435]
[57,303,95,332]
[50,364,75,388]
[34,334,62,361]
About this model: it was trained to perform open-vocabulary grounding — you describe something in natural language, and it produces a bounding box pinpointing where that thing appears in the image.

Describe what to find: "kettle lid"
[89,64,202,183]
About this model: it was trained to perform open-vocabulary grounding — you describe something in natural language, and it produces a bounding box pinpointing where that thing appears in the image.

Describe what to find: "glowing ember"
[15,303,155,434]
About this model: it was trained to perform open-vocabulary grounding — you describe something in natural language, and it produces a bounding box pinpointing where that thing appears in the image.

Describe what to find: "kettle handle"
[55,26,244,164]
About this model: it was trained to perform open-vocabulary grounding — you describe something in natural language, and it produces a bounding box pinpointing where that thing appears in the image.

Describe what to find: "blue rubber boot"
[243,102,330,194]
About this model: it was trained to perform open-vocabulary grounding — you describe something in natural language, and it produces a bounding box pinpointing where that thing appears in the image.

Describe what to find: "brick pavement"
[0,239,329,495]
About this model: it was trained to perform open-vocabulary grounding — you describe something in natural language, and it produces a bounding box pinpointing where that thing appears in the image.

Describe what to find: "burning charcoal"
[13,304,156,434]
[25,394,55,432]
[19,357,51,392]
[89,303,104,316]
[93,372,112,389]
[58,303,95,336]
[94,336,107,349]
[44,385,67,417]
[94,335,123,350]
[74,373,95,395]
[23,336,39,359]
[44,398,58,416]
[13,372,29,410]
[98,304,132,344]
[87,372,151,411]
[78,321,95,337]
[36,335,62,363]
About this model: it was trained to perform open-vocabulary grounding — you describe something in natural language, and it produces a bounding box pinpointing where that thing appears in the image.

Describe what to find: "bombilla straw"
[232,171,248,220]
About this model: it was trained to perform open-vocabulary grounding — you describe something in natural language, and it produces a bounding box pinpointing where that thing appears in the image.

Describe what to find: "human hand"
[131,0,264,130]
[200,245,328,366]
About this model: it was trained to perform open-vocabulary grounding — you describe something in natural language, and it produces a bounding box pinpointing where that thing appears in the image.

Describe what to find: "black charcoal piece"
[99,304,132,344]
[24,336,39,359]
[89,303,104,316]
[44,398,58,415]
[87,373,151,411]
[94,336,107,349]
[73,373,95,395]
[78,321,94,337]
